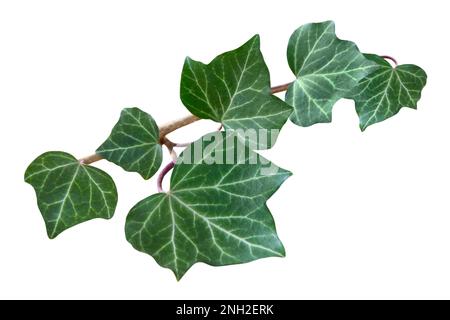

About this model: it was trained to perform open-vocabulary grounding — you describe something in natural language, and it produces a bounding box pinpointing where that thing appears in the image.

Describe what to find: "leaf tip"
[359,123,368,132]
[45,224,62,239]
[251,33,260,43]
[173,269,186,281]
[183,56,194,65]
[47,232,58,240]
[281,169,293,182]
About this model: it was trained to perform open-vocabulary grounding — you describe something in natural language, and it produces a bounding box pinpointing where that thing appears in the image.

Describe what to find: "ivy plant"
[25,21,427,280]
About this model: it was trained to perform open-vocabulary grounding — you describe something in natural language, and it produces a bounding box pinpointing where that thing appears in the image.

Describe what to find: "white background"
[0,0,449,299]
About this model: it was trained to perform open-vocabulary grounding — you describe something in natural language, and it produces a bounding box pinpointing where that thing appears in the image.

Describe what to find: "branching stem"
[156,121,224,191]
[78,114,200,164]
[78,82,292,166]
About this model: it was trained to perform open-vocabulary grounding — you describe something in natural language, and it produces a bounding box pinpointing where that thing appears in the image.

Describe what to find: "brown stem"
[161,136,178,161]
[271,82,291,94]
[168,122,224,148]
[158,114,199,143]
[79,153,103,165]
[161,136,175,151]
[78,82,292,165]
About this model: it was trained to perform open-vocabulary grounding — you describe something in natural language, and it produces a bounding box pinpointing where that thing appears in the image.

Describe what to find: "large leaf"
[125,132,291,280]
[97,107,162,179]
[286,21,376,126]
[180,35,292,149]
[347,54,427,130]
[25,151,118,238]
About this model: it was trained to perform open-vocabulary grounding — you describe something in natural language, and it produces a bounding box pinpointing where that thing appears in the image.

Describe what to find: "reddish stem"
[271,82,291,94]
[381,55,398,67]
[157,161,175,193]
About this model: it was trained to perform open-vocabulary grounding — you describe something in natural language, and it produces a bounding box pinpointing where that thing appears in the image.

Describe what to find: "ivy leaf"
[347,54,427,131]
[25,151,118,239]
[286,21,376,126]
[97,107,162,180]
[125,132,291,280]
[180,35,292,149]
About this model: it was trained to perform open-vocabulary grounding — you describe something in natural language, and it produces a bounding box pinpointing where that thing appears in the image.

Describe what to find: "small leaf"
[347,54,427,130]
[97,107,162,179]
[25,151,118,239]
[125,132,291,280]
[180,35,292,149]
[286,21,376,126]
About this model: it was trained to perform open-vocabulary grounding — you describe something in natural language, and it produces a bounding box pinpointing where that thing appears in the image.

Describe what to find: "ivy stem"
[271,82,291,94]
[77,82,292,165]
[170,123,224,148]
[381,55,398,67]
[158,114,200,143]
[161,136,178,161]
[78,114,200,164]
[171,141,192,148]
[157,161,175,193]
[79,153,103,165]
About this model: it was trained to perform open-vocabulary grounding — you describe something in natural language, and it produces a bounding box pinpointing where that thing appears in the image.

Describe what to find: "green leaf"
[25,151,118,239]
[97,107,162,180]
[180,35,292,149]
[125,132,291,280]
[347,54,427,130]
[286,21,377,126]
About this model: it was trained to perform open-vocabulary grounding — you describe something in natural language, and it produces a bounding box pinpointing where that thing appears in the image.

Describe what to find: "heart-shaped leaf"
[25,151,118,238]
[286,21,376,126]
[97,107,162,179]
[180,35,292,149]
[347,54,427,130]
[125,132,291,280]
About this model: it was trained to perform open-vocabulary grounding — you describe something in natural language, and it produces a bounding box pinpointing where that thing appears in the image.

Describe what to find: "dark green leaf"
[347,54,427,130]
[25,151,118,238]
[97,107,162,179]
[125,132,290,279]
[180,35,292,149]
[286,21,376,126]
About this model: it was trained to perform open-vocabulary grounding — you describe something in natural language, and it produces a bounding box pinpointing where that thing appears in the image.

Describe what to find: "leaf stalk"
[381,55,398,67]
[156,161,175,193]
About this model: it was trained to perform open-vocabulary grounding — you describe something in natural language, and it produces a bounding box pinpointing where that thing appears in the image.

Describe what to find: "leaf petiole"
[271,82,292,94]
[156,161,175,193]
[381,55,398,67]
